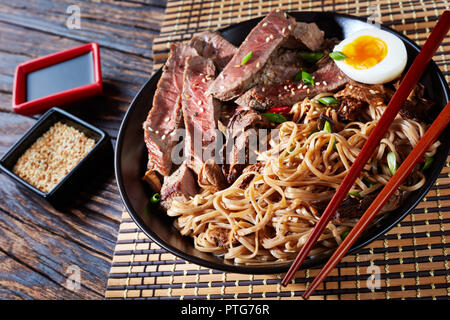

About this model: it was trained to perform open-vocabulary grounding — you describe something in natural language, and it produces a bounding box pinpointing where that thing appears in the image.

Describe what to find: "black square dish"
[0,107,111,207]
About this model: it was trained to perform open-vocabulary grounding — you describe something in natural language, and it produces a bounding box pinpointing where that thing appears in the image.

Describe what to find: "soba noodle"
[167,93,440,264]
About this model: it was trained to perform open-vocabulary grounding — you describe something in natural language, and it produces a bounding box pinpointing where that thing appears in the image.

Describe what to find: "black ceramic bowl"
[115,12,450,274]
[0,107,111,207]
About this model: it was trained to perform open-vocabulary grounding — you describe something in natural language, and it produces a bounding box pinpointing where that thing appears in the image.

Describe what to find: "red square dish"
[13,42,102,116]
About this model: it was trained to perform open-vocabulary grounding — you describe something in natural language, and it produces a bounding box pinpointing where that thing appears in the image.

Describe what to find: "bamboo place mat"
[105,0,450,300]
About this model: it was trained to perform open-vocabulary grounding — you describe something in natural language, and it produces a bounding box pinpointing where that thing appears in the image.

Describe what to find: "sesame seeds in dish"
[13,122,96,193]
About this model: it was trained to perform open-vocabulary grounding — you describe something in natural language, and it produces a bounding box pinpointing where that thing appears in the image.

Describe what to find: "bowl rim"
[115,11,450,274]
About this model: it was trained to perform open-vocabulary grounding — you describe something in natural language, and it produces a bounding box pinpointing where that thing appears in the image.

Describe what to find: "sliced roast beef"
[285,21,324,51]
[222,107,272,184]
[207,10,298,101]
[182,55,221,174]
[334,81,387,121]
[143,43,198,178]
[259,48,303,85]
[236,60,349,110]
[160,162,199,210]
[237,161,265,189]
[198,159,228,193]
[394,81,434,122]
[189,31,237,70]
[311,194,377,223]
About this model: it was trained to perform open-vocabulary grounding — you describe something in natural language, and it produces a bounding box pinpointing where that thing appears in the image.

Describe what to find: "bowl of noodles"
[115,11,450,273]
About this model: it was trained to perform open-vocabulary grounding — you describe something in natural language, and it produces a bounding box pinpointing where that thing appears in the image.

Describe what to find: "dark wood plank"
[0,0,165,58]
[0,21,157,138]
[0,0,168,299]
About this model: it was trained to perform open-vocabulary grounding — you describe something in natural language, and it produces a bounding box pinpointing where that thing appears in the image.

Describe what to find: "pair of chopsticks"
[302,100,450,298]
[281,10,450,293]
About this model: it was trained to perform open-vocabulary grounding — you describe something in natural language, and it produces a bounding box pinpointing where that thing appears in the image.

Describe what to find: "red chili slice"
[267,106,291,115]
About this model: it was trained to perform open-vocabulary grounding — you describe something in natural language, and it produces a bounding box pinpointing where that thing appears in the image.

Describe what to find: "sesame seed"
[282,27,286,33]
[288,25,292,31]
[256,62,261,68]
[155,130,159,134]
[234,64,241,68]
[349,85,353,89]
[263,22,268,26]
[323,81,327,85]
[302,85,307,89]
[270,34,274,40]
[338,76,343,80]
[369,89,376,94]
[307,88,310,94]
[262,87,266,92]
[315,82,320,86]
[266,37,270,43]
[284,85,288,90]
[12,122,95,193]
[377,101,383,105]
[161,134,166,139]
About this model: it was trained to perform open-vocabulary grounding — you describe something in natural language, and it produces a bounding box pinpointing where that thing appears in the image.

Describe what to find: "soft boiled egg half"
[333,28,407,84]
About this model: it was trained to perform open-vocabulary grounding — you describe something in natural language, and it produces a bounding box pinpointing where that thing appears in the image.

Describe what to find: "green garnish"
[363,177,376,187]
[341,231,350,239]
[150,193,161,204]
[301,70,314,86]
[318,96,340,106]
[329,51,347,61]
[348,191,362,198]
[323,120,332,133]
[387,152,397,176]
[262,113,287,124]
[299,52,324,63]
[331,137,337,149]
[294,71,302,82]
[241,51,253,65]
[423,156,434,171]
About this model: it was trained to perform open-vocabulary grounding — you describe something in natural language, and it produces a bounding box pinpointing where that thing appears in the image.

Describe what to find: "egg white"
[333,28,407,84]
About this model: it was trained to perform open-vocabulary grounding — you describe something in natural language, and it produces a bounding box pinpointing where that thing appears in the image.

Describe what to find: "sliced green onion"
[348,191,362,198]
[387,152,397,176]
[294,71,302,82]
[318,96,339,106]
[332,137,337,149]
[363,177,376,187]
[341,231,350,239]
[150,193,161,204]
[241,51,253,65]
[423,156,434,171]
[323,120,332,133]
[262,113,287,124]
[301,70,314,86]
[299,52,324,63]
[329,51,347,61]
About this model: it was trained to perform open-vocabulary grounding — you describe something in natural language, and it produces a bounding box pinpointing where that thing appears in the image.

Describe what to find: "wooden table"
[0,0,167,299]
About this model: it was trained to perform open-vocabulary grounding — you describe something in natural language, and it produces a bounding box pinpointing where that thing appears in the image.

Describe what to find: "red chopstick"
[303,101,450,299]
[281,10,450,287]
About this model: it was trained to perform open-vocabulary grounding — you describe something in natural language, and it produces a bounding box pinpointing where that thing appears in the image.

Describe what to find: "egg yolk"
[342,35,388,70]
